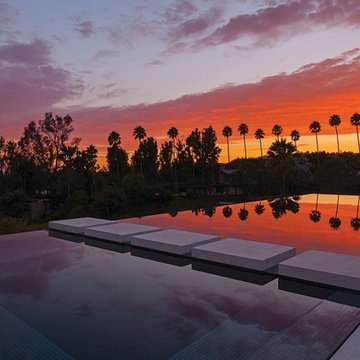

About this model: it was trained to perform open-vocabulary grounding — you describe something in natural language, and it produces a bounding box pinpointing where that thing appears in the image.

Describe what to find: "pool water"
[122,194,360,256]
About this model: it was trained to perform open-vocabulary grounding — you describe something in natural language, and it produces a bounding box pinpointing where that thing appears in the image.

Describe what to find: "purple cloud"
[0,2,19,24]
[73,20,95,38]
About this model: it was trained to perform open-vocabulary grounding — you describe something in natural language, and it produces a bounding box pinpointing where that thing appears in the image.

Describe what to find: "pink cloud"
[0,39,83,125]
[0,3,18,25]
[73,20,95,38]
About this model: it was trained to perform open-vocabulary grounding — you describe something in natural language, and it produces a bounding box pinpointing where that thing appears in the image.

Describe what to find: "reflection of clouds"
[74,301,93,318]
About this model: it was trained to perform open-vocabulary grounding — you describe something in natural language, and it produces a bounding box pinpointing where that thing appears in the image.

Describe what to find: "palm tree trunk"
[315,133,319,166]
[357,126,360,154]
[139,139,143,174]
[294,140,297,152]
[335,126,340,153]
[243,135,247,159]
[260,138,263,157]
[226,137,230,163]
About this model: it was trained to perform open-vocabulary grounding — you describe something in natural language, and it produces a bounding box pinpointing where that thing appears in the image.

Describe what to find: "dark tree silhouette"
[255,203,265,215]
[329,194,341,230]
[290,130,300,151]
[350,113,360,154]
[269,197,299,219]
[202,207,216,218]
[169,211,178,218]
[351,195,360,231]
[222,126,233,163]
[132,137,158,181]
[106,131,128,181]
[309,193,321,223]
[238,123,249,159]
[272,124,283,140]
[167,127,179,191]
[267,139,296,195]
[254,128,265,157]
[329,114,341,153]
[238,203,249,221]
[133,125,146,174]
[222,206,233,218]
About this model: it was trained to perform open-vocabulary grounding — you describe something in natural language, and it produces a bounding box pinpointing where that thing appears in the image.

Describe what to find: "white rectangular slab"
[131,230,220,255]
[48,217,117,234]
[331,326,360,359]
[84,222,162,243]
[192,238,295,271]
[278,250,360,291]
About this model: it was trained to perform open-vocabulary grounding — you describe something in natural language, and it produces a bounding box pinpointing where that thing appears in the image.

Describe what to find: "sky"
[1,0,360,165]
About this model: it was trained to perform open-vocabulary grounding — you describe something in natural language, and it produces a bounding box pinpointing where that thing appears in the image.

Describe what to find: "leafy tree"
[106,131,128,181]
[267,138,296,195]
[290,130,300,151]
[329,114,341,153]
[222,126,233,163]
[133,125,146,174]
[272,124,283,140]
[132,137,158,182]
[350,113,360,154]
[238,123,249,159]
[254,128,265,157]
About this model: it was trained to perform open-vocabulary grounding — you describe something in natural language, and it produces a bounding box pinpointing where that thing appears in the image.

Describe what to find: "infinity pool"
[0,194,359,359]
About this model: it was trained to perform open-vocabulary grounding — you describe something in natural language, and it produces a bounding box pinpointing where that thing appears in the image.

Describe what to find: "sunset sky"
[1,0,360,165]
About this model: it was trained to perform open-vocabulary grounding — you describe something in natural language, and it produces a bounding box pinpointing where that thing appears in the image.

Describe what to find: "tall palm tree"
[350,113,360,154]
[272,124,283,140]
[254,128,265,157]
[309,120,321,153]
[222,126,233,163]
[329,194,341,230]
[167,126,179,191]
[329,114,341,153]
[133,125,146,173]
[238,123,249,159]
[290,130,300,151]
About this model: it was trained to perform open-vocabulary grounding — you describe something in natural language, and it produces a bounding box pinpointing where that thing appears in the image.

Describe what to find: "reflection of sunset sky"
[122,194,360,255]
[2,2,360,165]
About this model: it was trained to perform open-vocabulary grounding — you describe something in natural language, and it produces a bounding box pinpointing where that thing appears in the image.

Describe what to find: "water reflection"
[351,195,360,231]
[309,193,321,223]
[238,203,249,221]
[202,207,216,218]
[254,202,265,215]
[222,206,233,218]
[268,197,300,219]
[329,194,341,230]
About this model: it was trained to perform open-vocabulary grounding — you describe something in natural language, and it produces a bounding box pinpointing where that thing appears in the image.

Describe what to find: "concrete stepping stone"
[278,250,360,291]
[331,325,360,359]
[84,222,161,243]
[192,238,295,271]
[131,229,219,255]
[48,217,117,234]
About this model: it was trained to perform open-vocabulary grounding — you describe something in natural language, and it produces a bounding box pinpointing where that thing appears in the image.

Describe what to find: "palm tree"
[309,193,321,223]
[351,195,360,231]
[350,113,360,154]
[167,127,179,191]
[238,203,249,221]
[309,121,321,166]
[290,130,300,151]
[222,126,233,163]
[272,124,283,140]
[255,202,265,215]
[238,123,249,159]
[222,206,233,218]
[254,128,265,157]
[133,125,146,173]
[329,114,341,153]
[329,194,341,230]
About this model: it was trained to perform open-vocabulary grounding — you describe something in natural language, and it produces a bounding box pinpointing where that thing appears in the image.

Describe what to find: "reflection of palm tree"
[254,128,265,157]
[290,130,300,151]
[350,113,360,154]
[238,203,249,221]
[269,197,300,219]
[255,203,265,215]
[222,126,233,163]
[222,206,233,218]
[309,193,321,223]
[202,207,216,218]
[238,123,249,159]
[272,124,283,140]
[192,208,201,216]
[169,211,178,218]
[329,194,341,230]
[329,114,341,153]
[351,195,360,231]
